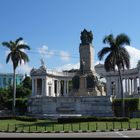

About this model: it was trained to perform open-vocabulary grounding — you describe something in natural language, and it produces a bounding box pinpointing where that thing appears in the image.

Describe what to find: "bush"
[0,116,37,122]
[57,116,130,123]
[112,98,140,117]
[5,98,28,115]
[15,116,37,122]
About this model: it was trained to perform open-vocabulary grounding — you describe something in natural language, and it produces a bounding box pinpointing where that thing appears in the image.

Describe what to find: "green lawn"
[0,118,140,132]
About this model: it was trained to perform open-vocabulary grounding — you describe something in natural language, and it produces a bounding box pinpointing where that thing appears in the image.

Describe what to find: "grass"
[0,118,140,132]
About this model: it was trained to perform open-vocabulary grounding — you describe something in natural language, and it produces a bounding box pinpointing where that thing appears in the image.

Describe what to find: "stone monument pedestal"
[27,96,114,119]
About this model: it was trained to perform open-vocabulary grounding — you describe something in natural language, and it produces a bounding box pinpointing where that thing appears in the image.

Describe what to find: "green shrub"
[0,116,15,120]
[0,116,37,122]
[15,116,37,122]
[57,116,129,123]
[5,98,28,115]
[112,98,140,117]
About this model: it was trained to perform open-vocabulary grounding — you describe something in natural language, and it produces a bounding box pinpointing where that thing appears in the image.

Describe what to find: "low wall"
[27,96,114,119]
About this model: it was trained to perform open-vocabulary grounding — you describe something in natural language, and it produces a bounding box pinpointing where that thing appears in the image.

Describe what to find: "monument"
[70,29,105,96]
[27,29,113,119]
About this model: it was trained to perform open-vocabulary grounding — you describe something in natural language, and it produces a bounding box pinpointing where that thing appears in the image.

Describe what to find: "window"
[54,80,57,94]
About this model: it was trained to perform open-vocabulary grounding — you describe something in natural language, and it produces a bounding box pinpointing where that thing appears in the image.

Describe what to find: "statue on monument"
[41,58,45,67]
[70,29,106,97]
[80,29,93,45]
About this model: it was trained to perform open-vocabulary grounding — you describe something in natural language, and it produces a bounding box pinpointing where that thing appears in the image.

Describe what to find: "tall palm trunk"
[12,68,16,115]
[118,69,125,117]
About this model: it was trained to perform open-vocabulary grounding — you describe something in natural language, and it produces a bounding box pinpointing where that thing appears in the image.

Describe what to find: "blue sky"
[0,0,140,74]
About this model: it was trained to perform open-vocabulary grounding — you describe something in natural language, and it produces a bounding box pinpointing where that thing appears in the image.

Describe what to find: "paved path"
[0,130,140,138]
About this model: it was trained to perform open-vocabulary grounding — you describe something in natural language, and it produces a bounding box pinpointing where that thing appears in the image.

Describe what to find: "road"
[0,130,140,138]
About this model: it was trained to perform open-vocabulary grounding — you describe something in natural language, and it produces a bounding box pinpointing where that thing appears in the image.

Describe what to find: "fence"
[0,121,139,133]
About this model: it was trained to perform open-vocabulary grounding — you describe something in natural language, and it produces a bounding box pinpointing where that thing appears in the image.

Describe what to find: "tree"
[0,88,9,109]
[2,37,30,114]
[98,33,130,117]
[22,74,32,90]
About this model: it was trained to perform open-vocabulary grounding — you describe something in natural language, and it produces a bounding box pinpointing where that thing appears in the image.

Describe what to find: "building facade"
[30,66,75,97]
[95,61,140,98]
[0,73,24,88]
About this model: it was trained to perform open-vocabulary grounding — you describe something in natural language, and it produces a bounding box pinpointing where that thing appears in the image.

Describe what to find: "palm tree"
[2,37,30,115]
[98,33,130,117]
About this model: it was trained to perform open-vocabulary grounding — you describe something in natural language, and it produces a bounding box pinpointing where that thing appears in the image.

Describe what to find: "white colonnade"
[106,67,140,98]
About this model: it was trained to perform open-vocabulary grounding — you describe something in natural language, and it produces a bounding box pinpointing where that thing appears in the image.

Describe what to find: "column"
[35,78,37,96]
[130,79,133,95]
[57,80,60,96]
[128,79,130,95]
[51,80,55,97]
[64,80,66,97]
[125,79,128,94]
[67,80,69,94]
[41,78,44,96]
[124,79,127,95]
[44,77,47,96]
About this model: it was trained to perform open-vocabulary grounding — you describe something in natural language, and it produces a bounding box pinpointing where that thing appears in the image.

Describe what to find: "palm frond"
[15,37,23,44]
[10,41,15,47]
[104,58,114,72]
[116,33,130,47]
[98,47,111,60]
[6,53,12,63]
[2,42,12,49]
[18,51,29,64]
[120,48,130,69]
[103,34,114,44]
[17,44,30,50]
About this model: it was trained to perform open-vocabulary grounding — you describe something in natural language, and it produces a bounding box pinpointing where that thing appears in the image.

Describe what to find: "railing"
[0,121,139,133]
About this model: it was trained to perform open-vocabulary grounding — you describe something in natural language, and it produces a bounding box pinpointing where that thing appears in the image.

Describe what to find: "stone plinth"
[27,96,114,119]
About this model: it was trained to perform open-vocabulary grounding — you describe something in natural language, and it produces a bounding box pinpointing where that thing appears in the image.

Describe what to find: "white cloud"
[55,45,140,72]
[5,50,10,57]
[125,46,140,68]
[55,63,80,71]
[94,60,104,66]
[38,45,55,59]
[60,51,70,62]
[17,63,32,75]
[18,40,28,45]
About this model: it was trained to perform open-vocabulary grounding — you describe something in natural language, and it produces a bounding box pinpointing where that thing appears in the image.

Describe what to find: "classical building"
[0,73,24,88]
[30,65,74,97]
[95,61,140,98]
[28,29,113,119]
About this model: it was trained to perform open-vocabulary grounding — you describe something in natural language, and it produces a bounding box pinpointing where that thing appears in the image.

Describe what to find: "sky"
[0,0,140,75]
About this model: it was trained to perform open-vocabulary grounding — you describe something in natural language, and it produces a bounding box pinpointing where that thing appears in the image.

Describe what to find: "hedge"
[5,98,28,115]
[112,98,140,117]
[0,116,38,122]
[57,116,130,123]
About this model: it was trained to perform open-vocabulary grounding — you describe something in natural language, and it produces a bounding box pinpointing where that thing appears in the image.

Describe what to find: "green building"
[0,73,24,88]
